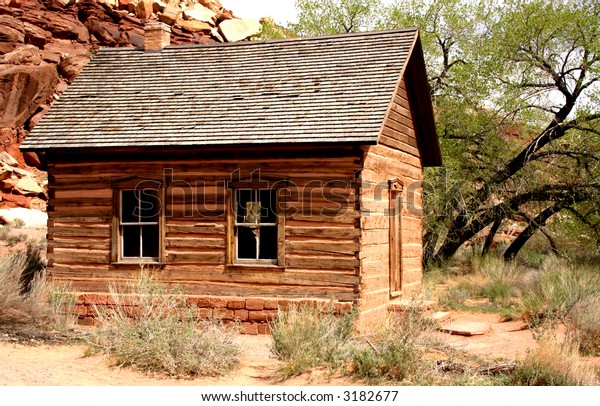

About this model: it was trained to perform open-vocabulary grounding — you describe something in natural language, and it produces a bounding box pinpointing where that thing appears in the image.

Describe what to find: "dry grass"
[511,330,599,385]
[87,271,241,378]
[270,302,356,380]
[0,246,50,327]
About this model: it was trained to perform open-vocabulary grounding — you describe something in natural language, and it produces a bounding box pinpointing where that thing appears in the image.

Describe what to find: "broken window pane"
[122,225,140,257]
[237,226,257,259]
[142,225,159,258]
[258,226,277,260]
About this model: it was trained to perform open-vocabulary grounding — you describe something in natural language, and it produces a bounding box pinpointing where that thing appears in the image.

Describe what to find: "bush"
[270,302,356,379]
[511,331,598,385]
[350,308,438,383]
[0,246,50,327]
[522,256,600,326]
[87,272,240,378]
[569,296,600,356]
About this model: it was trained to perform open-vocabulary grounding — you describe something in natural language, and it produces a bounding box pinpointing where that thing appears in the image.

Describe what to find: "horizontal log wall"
[359,76,424,327]
[46,146,362,303]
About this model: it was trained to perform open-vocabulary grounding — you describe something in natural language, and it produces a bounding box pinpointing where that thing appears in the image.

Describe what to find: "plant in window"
[235,189,278,261]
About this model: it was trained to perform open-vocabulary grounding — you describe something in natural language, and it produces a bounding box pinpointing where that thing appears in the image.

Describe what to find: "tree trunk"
[503,202,568,260]
[482,217,502,257]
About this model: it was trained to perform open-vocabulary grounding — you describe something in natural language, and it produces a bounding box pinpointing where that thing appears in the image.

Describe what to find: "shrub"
[11,218,25,229]
[270,302,356,379]
[0,246,50,327]
[350,308,438,383]
[522,256,600,326]
[87,272,240,378]
[438,285,470,309]
[511,331,598,385]
[569,296,600,356]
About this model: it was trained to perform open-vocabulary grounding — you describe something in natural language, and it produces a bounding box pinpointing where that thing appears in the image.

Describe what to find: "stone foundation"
[73,293,355,334]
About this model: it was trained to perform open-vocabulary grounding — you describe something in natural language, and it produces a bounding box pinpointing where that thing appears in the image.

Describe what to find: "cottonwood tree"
[291,0,384,35]
[291,0,600,264]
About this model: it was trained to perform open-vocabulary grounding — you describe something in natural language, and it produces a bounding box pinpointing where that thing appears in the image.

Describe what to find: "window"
[234,189,278,263]
[120,189,160,259]
[111,183,164,264]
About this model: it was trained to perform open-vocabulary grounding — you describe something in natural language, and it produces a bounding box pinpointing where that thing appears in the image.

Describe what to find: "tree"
[291,0,600,264]
[290,0,384,36]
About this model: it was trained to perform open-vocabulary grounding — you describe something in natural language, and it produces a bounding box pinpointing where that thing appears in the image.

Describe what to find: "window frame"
[110,177,165,265]
[226,180,286,269]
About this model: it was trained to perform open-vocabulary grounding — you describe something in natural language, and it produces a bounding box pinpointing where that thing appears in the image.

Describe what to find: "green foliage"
[270,302,357,379]
[88,272,240,378]
[290,0,383,36]
[256,17,294,40]
[11,218,25,228]
[522,256,600,326]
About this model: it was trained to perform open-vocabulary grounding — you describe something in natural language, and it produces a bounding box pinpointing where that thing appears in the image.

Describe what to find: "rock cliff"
[0,0,262,209]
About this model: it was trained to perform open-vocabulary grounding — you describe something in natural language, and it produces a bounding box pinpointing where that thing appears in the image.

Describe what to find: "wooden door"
[389,179,403,296]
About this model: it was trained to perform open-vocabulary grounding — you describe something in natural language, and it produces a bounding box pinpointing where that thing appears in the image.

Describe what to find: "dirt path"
[433,312,537,361]
[0,311,540,386]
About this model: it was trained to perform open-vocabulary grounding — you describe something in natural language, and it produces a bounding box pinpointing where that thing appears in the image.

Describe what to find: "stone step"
[387,298,437,313]
[428,311,452,324]
[438,321,491,336]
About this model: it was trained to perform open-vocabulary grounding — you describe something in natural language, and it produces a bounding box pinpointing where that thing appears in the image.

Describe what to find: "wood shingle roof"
[22,29,420,150]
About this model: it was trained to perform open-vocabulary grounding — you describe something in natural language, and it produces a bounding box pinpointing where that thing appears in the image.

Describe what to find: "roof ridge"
[96,28,418,53]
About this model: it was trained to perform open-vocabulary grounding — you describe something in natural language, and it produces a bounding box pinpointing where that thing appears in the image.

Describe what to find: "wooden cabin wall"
[46,147,362,304]
[359,76,424,325]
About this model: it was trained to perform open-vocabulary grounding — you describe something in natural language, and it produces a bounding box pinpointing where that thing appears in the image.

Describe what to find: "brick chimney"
[144,22,171,51]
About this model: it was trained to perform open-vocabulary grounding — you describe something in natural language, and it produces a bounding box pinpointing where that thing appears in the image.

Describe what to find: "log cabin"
[21,23,441,331]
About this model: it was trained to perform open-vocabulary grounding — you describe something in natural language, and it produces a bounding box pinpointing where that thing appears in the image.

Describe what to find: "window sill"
[111,260,165,268]
[226,263,285,273]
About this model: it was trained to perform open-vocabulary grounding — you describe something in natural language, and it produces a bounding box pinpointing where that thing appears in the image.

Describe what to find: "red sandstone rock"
[2,44,41,65]
[58,53,91,82]
[0,64,59,128]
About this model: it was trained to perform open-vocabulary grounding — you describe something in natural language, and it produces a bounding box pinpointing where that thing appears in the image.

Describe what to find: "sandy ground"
[0,312,541,386]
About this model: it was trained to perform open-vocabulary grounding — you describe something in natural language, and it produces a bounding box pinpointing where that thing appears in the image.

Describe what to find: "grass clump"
[569,296,600,356]
[350,310,431,383]
[511,331,598,385]
[0,244,77,336]
[0,247,48,327]
[270,302,356,379]
[87,272,240,378]
[522,256,600,326]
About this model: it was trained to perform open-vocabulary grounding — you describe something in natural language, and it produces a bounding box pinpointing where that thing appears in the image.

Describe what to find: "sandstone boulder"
[58,53,91,82]
[158,4,180,25]
[0,14,25,44]
[14,176,44,196]
[20,10,90,43]
[183,4,217,25]
[0,64,59,128]
[218,18,261,42]
[135,0,153,20]
[85,17,117,45]
[198,0,222,14]
[2,44,42,65]
[0,152,18,167]
[176,18,212,33]
[23,151,42,168]
[152,0,166,13]
[23,21,52,48]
